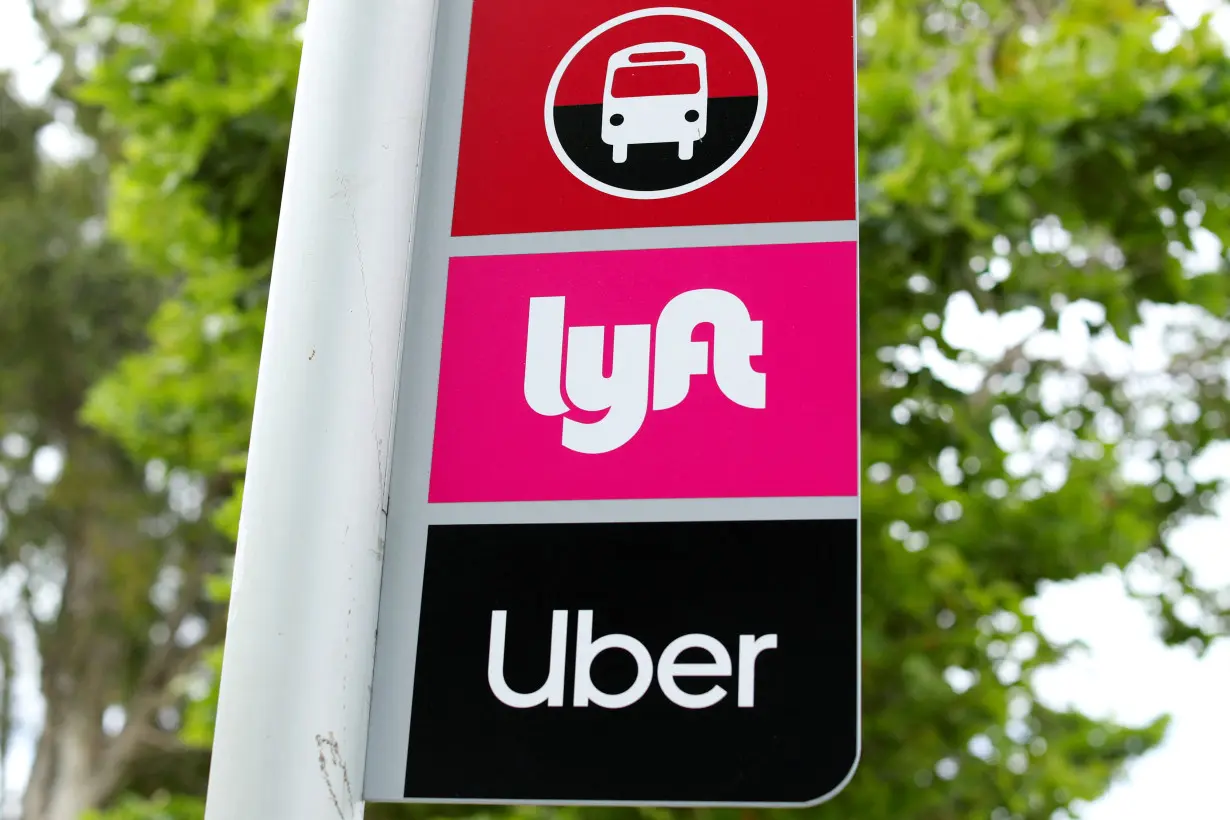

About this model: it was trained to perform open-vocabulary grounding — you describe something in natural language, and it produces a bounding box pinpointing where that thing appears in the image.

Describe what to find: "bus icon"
[601,42,708,164]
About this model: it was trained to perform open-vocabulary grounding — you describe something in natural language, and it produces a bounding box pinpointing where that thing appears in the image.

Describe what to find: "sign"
[366,0,859,808]
[543,8,767,199]
[450,0,855,235]
[430,243,856,500]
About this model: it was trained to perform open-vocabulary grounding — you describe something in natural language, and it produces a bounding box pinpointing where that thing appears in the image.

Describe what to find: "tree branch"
[968,341,1030,410]
[90,554,229,799]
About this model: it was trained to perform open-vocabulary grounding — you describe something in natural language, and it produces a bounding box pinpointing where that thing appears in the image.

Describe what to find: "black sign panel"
[403,519,859,805]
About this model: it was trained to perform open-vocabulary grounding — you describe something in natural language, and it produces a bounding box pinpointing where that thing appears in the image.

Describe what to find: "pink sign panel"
[428,242,857,503]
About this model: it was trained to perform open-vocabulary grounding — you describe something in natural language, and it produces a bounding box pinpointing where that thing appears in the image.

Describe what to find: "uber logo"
[487,609,777,709]
[403,518,859,805]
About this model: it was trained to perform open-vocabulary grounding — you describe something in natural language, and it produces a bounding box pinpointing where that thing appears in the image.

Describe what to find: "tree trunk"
[18,433,218,819]
[22,707,103,820]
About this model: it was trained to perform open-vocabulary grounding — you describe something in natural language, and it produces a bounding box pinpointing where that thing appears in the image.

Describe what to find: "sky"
[0,0,1228,817]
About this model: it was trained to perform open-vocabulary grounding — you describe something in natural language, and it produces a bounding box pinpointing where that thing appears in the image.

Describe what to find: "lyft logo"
[523,288,765,454]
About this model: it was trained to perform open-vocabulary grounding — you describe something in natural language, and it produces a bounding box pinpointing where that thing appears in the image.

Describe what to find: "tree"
[59,0,1230,818]
[0,58,221,820]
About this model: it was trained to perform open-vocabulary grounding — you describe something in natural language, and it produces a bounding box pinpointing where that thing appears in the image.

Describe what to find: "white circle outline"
[544,6,768,201]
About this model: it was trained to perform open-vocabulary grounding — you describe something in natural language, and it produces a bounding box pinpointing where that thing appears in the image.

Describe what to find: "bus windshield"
[610,64,701,99]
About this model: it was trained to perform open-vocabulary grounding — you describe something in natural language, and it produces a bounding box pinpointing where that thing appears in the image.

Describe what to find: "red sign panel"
[451,0,856,236]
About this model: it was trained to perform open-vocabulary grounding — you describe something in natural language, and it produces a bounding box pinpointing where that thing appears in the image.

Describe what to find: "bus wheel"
[612,144,628,164]
[678,140,695,160]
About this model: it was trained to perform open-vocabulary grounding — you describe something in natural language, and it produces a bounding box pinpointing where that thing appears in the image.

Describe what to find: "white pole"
[204,0,438,818]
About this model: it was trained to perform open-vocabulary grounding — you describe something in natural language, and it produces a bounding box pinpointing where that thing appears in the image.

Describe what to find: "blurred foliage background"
[0,0,1228,819]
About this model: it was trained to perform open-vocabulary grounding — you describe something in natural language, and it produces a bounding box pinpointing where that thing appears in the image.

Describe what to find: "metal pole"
[204,0,438,817]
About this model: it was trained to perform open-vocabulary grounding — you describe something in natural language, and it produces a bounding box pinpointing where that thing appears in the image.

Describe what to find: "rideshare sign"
[365,0,859,808]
